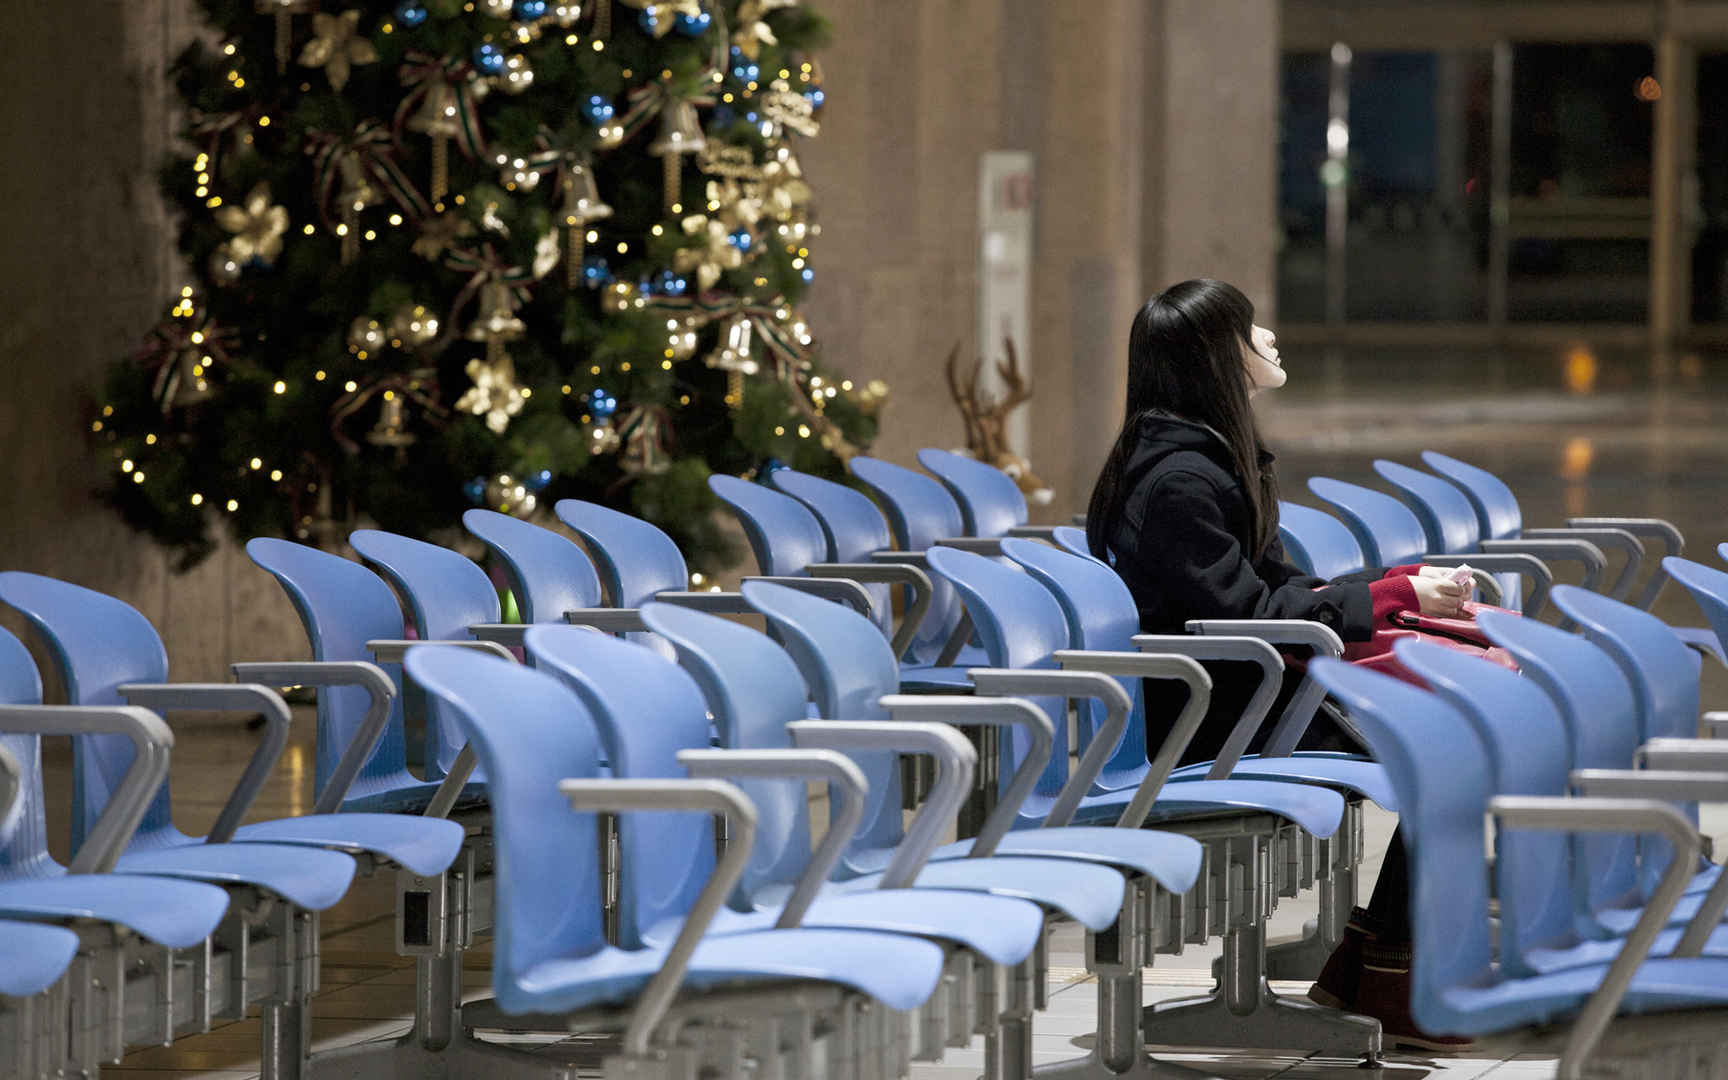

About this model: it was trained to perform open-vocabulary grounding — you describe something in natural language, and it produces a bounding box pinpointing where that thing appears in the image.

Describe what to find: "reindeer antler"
[990,337,1034,414]
[943,341,986,451]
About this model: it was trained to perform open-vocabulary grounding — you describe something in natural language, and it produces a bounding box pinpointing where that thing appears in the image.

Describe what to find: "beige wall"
[0,1,1279,672]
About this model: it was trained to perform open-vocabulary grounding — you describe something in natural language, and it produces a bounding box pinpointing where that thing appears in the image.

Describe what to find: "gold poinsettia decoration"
[733,0,798,59]
[706,178,763,232]
[674,215,744,291]
[618,0,702,38]
[412,211,476,260]
[299,10,379,91]
[215,183,290,264]
[755,148,812,220]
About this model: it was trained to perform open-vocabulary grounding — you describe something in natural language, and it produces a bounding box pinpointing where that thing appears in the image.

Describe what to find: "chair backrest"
[462,509,603,624]
[916,448,1028,538]
[0,572,182,853]
[635,603,818,899]
[0,627,58,879]
[1389,637,1574,977]
[1306,657,1494,1034]
[523,625,734,947]
[554,499,689,608]
[708,475,829,579]
[847,457,968,662]
[246,537,417,808]
[1552,584,1702,897]
[1276,501,1367,581]
[739,581,907,867]
[1372,460,1482,556]
[1307,477,1430,567]
[1476,609,1641,916]
[1662,556,1728,662]
[402,646,604,1012]
[350,529,500,779]
[1050,526,1095,561]
[769,469,894,562]
[923,547,1070,815]
[999,538,1149,793]
[1420,451,1523,542]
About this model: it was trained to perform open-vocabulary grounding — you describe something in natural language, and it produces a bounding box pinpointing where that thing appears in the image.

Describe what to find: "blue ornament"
[473,42,507,75]
[800,267,814,283]
[674,9,711,35]
[806,87,825,109]
[654,269,688,297]
[588,389,618,421]
[637,5,661,33]
[394,1,429,27]
[728,228,753,252]
[581,255,612,287]
[513,0,547,18]
[526,468,553,491]
[580,94,615,125]
[464,476,488,504]
[744,111,759,124]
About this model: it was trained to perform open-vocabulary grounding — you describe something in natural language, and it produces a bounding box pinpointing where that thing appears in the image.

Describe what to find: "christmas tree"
[94,0,886,571]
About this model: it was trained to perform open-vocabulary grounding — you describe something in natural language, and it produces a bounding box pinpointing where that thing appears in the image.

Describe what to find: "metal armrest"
[678,748,867,929]
[1637,738,1728,771]
[1425,553,1550,615]
[1489,794,1701,1070]
[788,720,974,889]
[933,537,1005,556]
[118,683,291,845]
[744,576,874,618]
[1185,620,1346,757]
[564,607,650,633]
[1521,527,1643,601]
[1040,653,1212,830]
[959,670,1127,832]
[1569,517,1684,610]
[935,610,974,668]
[559,778,757,1058]
[1006,525,1062,541]
[869,549,929,569]
[0,744,21,848]
[0,705,172,873]
[1704,713,1728,738]
[808,562,932,660]
[367,638,517,665]
[470,623,527,648]
[882,692,1057,852]
[1128,636,1283,778]
[230,661,396,816]
[1477,538,1607,624]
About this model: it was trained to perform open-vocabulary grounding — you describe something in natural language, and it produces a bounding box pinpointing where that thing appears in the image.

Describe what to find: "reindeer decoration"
[944,338,1054,505]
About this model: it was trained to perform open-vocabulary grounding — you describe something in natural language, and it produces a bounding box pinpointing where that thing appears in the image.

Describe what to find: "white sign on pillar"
[977,150,1035,459]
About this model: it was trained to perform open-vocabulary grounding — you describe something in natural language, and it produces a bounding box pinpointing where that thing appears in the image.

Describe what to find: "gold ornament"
[707,313,757,409]
[413,210,475,260]
[647,101,706,212]
[665,316,699,361]
[298,10,378,91]
[760,88,818,138]
[480,0,514,15]
[500,54,534,94]
[533,230,561,279]
[592,0,611,38]
[485,472,538,516]
[560,159,613,286]
[405,81,463,203]
[600,279,638,314]
[389,304,440,347]
[732,0,796,59]
[551,2,583,26]
[348,316,388,353]
[456,355,527,434]
[171,350,214,408]
[336,154,375,264]
[215,183,290,265]
[366,393,415,449]
[589,419,621,455]
[619,406,672,474]
[619,0,700,38]
[706,177,763,233]
[697,143,762,180]
[255,0,315,74]
[756,146,811,220]
[467,281,527,346]
[674,215,742,291]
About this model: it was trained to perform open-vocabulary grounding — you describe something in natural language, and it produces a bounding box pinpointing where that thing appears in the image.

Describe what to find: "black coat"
[1097,414,1381,765]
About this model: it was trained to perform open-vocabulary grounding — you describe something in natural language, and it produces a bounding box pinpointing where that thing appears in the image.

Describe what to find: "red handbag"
[1341,601,1519,687]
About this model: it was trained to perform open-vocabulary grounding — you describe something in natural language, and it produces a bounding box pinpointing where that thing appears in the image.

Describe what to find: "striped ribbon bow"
[306,121,432,229]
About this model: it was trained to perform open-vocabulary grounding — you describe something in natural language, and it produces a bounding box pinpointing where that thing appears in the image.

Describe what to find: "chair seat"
[1675,626,1726,668]
[229,813,466,877]
[506,927,945,1016]
[0,919,80,997]
[1067,778,1347,838]
[927,828,1204,895]
[704,888,1045,967]
[0,875,229,948]
[1527,921,1728,974]
[1440,956,1728,1036]
[1596,873,1723,936]
[1167,755,1398,811]
[836,855,1127,931]
[339,780,487,816]
[894,663,976,692]
[115,842,358,911]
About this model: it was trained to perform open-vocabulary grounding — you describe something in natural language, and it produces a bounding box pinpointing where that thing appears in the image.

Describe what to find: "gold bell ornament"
[389,304,440,347]
[336,155,376,264]
[561,160,613,286]
[648,101,706,213]
[707,313,758,408]
[466,281,527,368]
[366,392,415,449]
[255,0,315,74]
[406,81,463,204]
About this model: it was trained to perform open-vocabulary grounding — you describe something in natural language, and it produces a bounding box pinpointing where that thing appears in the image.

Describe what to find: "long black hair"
[1085,279,1280,561]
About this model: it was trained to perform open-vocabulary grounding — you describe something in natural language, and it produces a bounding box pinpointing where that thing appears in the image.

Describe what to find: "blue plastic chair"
[246,538,446,814]
[402,645,946,1019]
[916,448,1029,539]
[349,528,504,782]
[847,457,988,669]
[462,509,603,624]
[523,621,1052,965]
[1309,655,1728,1066]
[1276,502,1369,582]
[0,572,463,879]
[1049,526,1096,562]
[1661,556,1728,673]
[994,539,1396,809]
[554,499,692,608]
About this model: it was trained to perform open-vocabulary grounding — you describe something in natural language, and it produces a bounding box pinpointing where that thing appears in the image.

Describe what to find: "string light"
[121,459,134,473]
[315,370,327,381]
[270,469,283,481]
[250,457,263,470]
[145,434,157,445]
[303,223,315,234]
[344,380,358,392]
[133,472,146,484]
[190,493,204,506]
[226,499,239,512]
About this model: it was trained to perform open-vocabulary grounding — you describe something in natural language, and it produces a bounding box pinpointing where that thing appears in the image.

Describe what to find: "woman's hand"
[1416,564,1476,588]
[1410,576,1469,618]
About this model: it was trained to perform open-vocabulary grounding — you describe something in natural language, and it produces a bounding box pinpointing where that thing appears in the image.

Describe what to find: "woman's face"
[1244,323,1286,394]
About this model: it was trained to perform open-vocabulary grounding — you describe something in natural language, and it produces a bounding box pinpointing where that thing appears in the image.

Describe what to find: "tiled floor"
[75,345,1728,1076]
